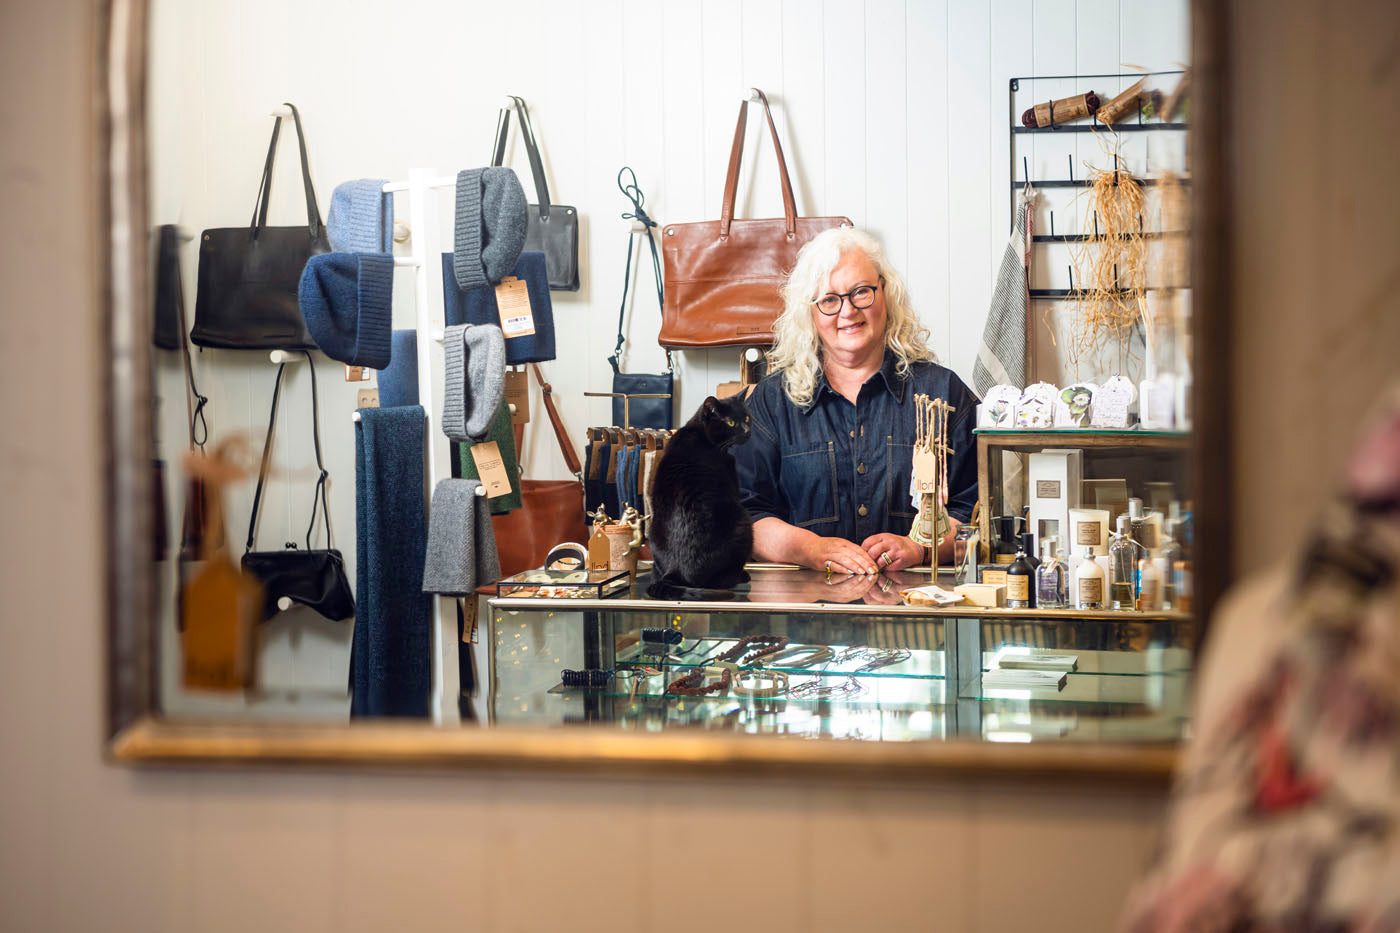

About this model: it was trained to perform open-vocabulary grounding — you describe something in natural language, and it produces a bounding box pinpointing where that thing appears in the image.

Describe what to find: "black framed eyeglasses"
[814,283,879,316]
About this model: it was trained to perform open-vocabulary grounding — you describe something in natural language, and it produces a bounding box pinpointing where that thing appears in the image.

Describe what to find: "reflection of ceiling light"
[986,731,1033,743]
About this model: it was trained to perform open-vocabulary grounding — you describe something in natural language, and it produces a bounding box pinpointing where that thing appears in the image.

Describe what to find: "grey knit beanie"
[441,323,506,441]
[453,167,527,290]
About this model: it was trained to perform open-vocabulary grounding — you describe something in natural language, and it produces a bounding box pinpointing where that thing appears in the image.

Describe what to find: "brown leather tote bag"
[659,89,850,349]
[491,364,589,578]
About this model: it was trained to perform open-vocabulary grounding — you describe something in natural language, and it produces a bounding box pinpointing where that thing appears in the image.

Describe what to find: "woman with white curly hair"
[734,226,979,575]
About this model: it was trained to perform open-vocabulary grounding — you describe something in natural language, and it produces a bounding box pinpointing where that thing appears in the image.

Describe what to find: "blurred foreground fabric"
[1124,393,1400,931]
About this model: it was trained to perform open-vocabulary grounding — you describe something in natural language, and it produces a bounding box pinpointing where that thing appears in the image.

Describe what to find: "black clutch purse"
[492,96,580,291]
[242,351,355,622]
[191,103,331,349]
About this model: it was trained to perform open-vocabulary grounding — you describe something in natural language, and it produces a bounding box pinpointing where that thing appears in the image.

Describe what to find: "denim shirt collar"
[803,349,906,413]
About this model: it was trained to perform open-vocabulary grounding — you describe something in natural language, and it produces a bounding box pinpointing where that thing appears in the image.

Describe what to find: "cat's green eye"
[725,418,735,426]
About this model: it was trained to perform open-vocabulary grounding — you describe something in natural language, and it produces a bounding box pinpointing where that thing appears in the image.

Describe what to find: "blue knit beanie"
[298,252,394,369]
[453,167,527,290]
[327,179,393,253]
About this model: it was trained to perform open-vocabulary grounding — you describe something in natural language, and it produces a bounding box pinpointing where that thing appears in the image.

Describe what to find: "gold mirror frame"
[104,0,1229,777]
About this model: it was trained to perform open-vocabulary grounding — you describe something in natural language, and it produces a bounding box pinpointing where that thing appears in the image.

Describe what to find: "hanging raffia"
[1067,132,1149,378]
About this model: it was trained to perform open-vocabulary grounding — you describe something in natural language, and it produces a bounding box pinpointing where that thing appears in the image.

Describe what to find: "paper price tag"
[356,388,379,409]
[461,597,479,644]
[494,276,536,338]
[344,365,372,382]
[504,370,530,425]
[469,442,513,499]
[912,448,939,494]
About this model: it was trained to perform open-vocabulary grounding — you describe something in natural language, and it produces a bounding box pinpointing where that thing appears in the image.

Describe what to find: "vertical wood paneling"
[905,0,950,359]
[865,0,909,273]
[822,0,867,226]
[945,0,992,378]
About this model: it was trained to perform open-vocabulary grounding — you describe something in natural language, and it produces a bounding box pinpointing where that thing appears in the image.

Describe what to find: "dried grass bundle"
[1067,133,1148,378]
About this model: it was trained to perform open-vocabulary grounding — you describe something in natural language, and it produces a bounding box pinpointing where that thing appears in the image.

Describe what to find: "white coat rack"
[375,167,459,725]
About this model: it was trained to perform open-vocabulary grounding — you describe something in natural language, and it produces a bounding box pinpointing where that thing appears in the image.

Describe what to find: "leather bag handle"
[246,351,331,553]
[489,96,552,219]
[529,363,582,479]
[249,102,323,240]
[719,88,798,239]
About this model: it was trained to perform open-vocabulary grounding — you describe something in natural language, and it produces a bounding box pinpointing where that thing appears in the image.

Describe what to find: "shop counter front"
[485,565,1193,747]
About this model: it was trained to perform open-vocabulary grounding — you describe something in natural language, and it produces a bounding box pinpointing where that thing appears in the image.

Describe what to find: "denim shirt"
[734,351,979,543]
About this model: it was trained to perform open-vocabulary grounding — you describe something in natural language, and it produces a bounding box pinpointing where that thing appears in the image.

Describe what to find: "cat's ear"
[702,396,720,414]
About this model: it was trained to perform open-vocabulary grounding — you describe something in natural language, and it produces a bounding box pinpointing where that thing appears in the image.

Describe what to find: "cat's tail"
[644,577,737,602]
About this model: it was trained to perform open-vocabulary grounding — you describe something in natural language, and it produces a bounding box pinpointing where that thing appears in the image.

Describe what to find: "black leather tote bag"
[242,352,355,623]
[609,169,673,430]
[492,96,580,291]
[192,103,331,349]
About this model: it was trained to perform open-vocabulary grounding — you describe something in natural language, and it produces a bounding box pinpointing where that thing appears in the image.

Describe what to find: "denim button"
[858,504,869,517]
[857,461,867,475]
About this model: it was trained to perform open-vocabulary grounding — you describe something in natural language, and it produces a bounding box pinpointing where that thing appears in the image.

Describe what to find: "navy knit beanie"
[299,252,394,369]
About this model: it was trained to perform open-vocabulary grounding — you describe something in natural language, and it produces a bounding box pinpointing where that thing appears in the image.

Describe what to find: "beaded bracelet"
[714,634,790,666]
[664,666,734,697]
[732,670,790,698]
[560,669,615,688]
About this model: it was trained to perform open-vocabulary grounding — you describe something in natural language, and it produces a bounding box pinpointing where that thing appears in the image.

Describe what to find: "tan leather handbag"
[659,89,851,349]
[491,364,589,578]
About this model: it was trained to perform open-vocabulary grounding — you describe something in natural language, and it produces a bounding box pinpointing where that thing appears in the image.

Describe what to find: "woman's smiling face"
[812,249,887,364]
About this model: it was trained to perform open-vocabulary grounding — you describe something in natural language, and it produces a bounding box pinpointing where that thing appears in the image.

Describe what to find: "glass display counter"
[485,566,1192,745]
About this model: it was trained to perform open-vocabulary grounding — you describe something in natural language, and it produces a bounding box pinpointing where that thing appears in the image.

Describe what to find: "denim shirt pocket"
[780,441,840,529]
[886,437,916,522]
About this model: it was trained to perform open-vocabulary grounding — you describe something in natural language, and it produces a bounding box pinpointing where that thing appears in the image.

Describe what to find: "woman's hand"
[860,533,924,573]
[804,536,880,576]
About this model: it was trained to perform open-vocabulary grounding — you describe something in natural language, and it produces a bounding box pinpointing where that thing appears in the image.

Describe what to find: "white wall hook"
[269,350,303,365]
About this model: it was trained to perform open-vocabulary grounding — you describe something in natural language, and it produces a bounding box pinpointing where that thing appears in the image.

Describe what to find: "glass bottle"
[1006,538,1036,608]
[1020,531,1040,571]
[1035,538,1067,609]
[1075,546,1105,609]
[1136,557,1162,610]
[1159,520,1183,609]
[1108,514,1139,610]
[952,523,980,587]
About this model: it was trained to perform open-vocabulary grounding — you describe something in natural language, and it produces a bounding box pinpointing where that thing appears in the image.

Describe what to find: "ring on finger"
[879,552,892,567]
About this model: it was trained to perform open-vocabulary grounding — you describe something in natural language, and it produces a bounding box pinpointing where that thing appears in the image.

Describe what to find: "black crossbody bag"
[242,352,355,622]
[608,168,673,430]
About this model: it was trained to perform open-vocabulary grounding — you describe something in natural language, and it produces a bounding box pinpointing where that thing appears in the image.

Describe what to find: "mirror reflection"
[147,0,1193,744]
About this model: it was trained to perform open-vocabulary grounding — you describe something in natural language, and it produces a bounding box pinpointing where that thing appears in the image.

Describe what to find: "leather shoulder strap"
[530,363,582,479]
[509,96,552,216]
[246,352,331,553]
[719,89,798,237]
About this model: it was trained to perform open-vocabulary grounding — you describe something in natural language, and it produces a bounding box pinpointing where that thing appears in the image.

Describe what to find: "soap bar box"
[1027,449,1082,550]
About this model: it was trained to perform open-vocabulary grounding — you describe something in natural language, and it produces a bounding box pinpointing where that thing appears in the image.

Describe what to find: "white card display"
[1091,375,1135,428]
[977,385,1021,429]
[1015,383,1058,429]
[1056,383,1097,428]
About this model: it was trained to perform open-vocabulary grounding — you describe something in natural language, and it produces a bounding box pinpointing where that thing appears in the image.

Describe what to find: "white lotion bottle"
[1075,546,1105,609]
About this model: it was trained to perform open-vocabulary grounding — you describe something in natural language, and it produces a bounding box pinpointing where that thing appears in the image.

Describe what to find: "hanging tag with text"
[494,276,536,338]
[344,365,373,382]
[913,448,940,494]
[504,370,530,424]
[469,442,513,499]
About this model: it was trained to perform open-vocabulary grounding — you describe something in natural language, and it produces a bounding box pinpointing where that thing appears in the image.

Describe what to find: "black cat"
[645,394,754,601]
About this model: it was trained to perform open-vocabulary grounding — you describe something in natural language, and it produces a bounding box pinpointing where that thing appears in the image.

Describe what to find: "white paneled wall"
[149,0,1187,709]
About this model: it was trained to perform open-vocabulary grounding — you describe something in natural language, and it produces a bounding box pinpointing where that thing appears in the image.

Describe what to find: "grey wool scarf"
[422,479,501,596]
